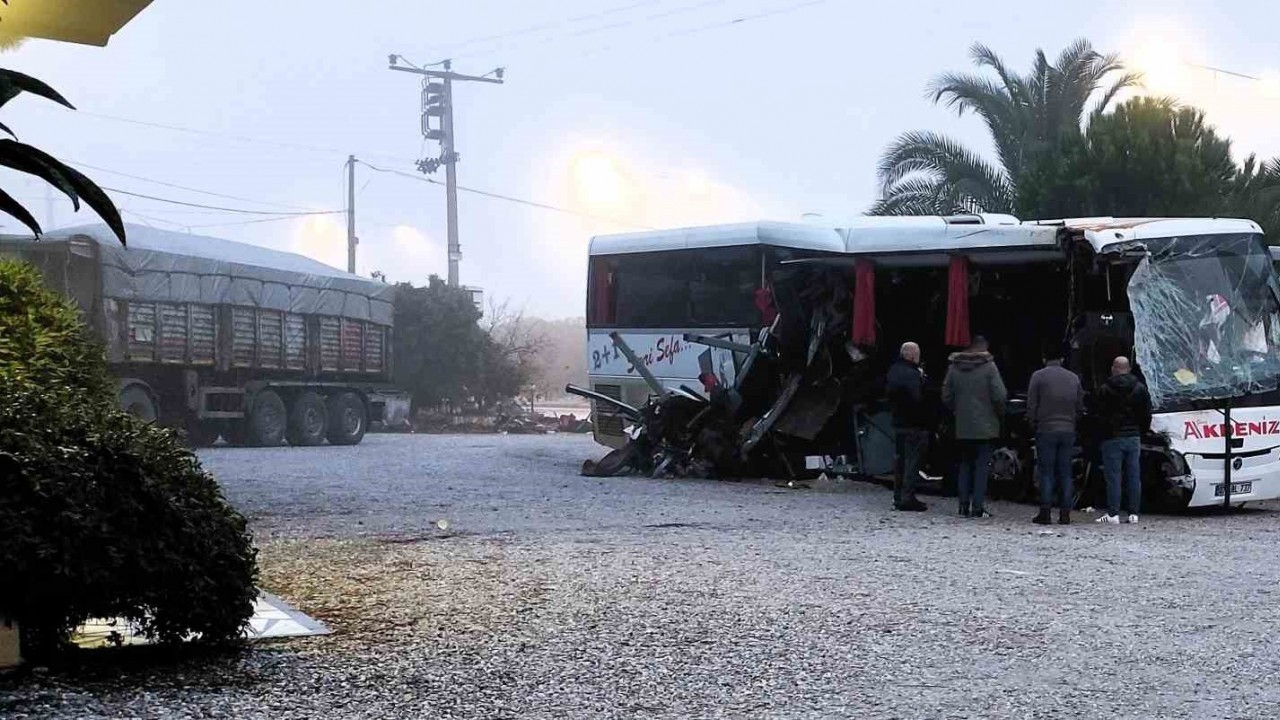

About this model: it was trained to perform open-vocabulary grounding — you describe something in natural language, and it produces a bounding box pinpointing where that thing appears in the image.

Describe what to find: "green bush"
[0,259,258,658]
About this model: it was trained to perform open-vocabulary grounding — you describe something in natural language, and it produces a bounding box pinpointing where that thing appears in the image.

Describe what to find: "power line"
[444,0,725,65]
[666,0,828,37]
[356,160,654,230]
[102,186,343,216]
[69,159,322,212]
[414,0,663,62]
[33,105,415,164]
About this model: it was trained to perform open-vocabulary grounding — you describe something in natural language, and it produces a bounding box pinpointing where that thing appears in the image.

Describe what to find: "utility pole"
[346,154,357,274]
[389,56,503,286]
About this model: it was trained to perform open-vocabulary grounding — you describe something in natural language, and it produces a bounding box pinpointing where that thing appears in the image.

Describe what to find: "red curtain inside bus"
[945,254,971,347]
[851,259,876,346]
[589,257,617,325]
[754,286,778,326]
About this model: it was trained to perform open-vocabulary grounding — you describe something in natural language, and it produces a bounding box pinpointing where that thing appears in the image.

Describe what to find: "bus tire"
[247,389,287,447]
[326,391,367,446]
[119,384,158,423]
[287,391,329,446]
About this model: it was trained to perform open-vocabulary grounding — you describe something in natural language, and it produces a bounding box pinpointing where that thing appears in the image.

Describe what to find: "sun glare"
[571,151,627,209]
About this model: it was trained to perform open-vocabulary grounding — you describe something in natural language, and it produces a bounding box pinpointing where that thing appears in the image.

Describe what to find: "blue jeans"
[956,440,993,512]
[1036,432,1075,512]
[1101,436,1142,516]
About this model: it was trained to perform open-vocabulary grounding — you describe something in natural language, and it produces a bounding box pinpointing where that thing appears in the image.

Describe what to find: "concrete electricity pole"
[388,56,503,286]
[346,154,358,274]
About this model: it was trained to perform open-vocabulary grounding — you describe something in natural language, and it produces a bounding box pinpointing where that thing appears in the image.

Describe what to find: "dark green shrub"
[0,259,258,658]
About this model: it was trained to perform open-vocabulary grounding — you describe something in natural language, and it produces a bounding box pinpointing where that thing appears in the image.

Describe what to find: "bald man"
[1094,356,1152,524]
[886,341,930,511]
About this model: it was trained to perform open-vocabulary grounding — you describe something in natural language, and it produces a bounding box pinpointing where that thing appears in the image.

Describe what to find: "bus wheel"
[247,389,287,447]
[287,391,329,446]
[326,392,367,446]
[119,384,158,423]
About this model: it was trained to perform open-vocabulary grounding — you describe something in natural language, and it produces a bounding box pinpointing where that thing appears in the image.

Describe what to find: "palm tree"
[870,39,1140,216]
[1228,154,1280,236]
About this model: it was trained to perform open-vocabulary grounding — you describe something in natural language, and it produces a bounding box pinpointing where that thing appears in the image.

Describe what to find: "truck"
[0,223,409,447]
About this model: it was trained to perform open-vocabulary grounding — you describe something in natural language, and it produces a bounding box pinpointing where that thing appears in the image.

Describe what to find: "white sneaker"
[1127,514,1140,525]
[1096,514,1120,524]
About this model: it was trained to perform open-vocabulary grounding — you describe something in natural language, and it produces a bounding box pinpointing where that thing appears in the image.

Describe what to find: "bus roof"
[590,216,1265,259]
[588,221,844,256]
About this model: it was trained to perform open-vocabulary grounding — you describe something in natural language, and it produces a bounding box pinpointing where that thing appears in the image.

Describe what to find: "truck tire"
[247,389,287,447]
[327,391,367,446]
[119,384,158,423]
[287,391,329,446]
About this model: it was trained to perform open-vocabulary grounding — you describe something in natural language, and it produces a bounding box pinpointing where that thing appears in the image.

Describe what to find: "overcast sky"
[7,0,1280,318]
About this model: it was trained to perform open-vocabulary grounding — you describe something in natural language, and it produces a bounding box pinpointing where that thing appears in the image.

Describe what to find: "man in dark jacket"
[942,336,1007,518]
[1094,356,1152,524]
[886,341,929,511]
[1027,343,1084,525]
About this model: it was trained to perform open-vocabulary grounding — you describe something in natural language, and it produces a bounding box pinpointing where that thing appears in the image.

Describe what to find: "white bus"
[586,215,1280,509]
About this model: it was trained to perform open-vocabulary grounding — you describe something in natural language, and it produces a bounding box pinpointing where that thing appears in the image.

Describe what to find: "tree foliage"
[1074,97,1236,216]
[871,39,1138,216]
[0,259,257,658]
[392,277,540,412]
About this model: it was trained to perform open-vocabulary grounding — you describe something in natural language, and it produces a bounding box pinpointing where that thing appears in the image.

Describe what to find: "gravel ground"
[5,433,1280,718]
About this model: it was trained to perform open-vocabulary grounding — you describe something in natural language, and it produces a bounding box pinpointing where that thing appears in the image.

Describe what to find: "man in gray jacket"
[943,336,1007,518]
[1026,343,1084,525]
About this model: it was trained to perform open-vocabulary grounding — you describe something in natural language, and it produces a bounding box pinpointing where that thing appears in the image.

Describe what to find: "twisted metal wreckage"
[571,265,886,482]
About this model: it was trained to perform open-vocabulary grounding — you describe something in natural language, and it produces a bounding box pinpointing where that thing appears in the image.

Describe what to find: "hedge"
[0,259,258,658]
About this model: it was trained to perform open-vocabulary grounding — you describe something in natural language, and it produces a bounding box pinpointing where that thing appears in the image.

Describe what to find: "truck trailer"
[0,224,407,447]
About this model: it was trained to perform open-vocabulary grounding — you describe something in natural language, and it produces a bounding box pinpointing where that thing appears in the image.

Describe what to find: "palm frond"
[876,131,1014,212]
[1090,71,1142,118]
[968,43,1024,100]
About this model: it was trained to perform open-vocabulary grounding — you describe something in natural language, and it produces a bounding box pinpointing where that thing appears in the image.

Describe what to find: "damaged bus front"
[1093,220,1280,506]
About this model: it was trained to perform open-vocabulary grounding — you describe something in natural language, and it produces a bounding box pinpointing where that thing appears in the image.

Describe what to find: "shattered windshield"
[1128,233,1280,410]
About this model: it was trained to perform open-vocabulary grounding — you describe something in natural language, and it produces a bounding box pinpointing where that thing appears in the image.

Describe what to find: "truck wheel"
[247,389,287,447]
[119,384,158,423]
[327,391,367,446]
[287,391,329,446]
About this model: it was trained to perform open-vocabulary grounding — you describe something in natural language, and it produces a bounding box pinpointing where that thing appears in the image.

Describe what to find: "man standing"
[943,336,1007,518]
[1027,344,1084,525]
[887,341,929,512]
[1094,356,1152,525]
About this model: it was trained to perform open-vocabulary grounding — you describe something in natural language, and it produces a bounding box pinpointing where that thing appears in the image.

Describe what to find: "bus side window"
[588,257,617,326]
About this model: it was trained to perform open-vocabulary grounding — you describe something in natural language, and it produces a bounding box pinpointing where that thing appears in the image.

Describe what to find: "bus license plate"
[1215,482,1252,497]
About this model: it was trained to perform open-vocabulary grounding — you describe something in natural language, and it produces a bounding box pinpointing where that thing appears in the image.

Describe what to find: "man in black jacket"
[887,341,930,511]
[1094,356,1153,524]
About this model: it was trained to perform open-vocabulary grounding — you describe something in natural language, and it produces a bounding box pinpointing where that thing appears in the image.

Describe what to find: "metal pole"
[346,155,357,274]
[442,77,460,286]
[1223,396,1233,509]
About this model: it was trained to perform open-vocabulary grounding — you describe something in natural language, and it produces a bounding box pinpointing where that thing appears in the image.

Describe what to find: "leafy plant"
[870,39,1139,216]
[0,259,257,658]
[0,68,124,243]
